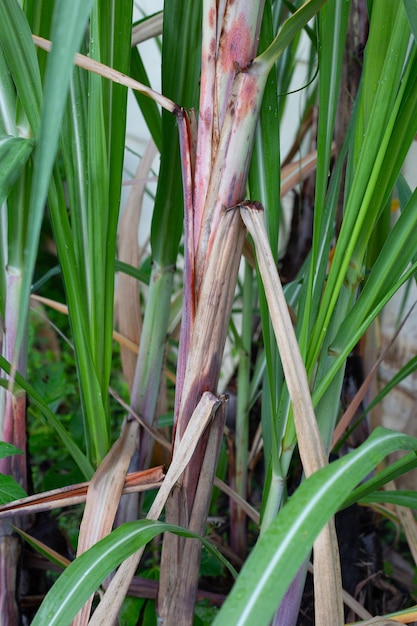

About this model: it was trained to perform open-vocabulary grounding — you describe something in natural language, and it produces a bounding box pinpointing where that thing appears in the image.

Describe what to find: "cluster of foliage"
[1,1,417,625]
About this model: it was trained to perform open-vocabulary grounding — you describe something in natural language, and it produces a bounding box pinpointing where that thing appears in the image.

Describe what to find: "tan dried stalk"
[155,2,342,623]
[159,211,247,624]
[72,419,139,625]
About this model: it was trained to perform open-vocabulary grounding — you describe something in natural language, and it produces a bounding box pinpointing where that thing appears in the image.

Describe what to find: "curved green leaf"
[32,519,236,626]
[343,451,417,510]
[214,428,417,626]
[115,259,151,285]
[330,185,417,355]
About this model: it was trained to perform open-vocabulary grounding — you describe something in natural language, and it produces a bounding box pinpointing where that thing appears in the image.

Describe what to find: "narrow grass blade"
[0,44,18,136]
[0,0,42,135]
[93,0,134,416]
[248,5,282,496]
[330,186,417,355]
[258,0,326,73]
[150,0,202,266]
[404,0,417,42]
[359,354,417,424]
[307,3,414,368]
[299,0,349,356]
[342,452,417,510]
[358,490,417,510]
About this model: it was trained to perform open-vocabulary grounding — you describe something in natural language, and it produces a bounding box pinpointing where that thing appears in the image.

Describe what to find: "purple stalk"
[273,561,309,626]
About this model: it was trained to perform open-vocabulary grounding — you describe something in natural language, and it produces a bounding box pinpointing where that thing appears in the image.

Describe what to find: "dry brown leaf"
[73,420,139,625]
[116,139,158,389]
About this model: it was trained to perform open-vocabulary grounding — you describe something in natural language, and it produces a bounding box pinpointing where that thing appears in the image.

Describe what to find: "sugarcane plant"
[2,0,417,625]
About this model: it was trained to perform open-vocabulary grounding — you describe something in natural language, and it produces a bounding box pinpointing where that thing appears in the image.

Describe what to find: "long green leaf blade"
[214,428,417,626]
[8,0,93,371]
[32,520,236,626]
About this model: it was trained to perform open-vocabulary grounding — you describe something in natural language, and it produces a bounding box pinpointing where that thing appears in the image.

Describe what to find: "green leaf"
[258,0,327,72]
[214,428,417,626]
[330,186,417,355]
[150,0,202,265]
[0,0,42,135]
[32,520,237,626]
[4,0,94,376]
[0,441,23,459]
[359,489,417,510]
[130,45,162,151]
[54,1,133,464]
[307,2,414,369]
[90,0,134,416]
[0,473,27,505]
[0,437,26,505]
[115,259,151,285]
[342,451,417,509]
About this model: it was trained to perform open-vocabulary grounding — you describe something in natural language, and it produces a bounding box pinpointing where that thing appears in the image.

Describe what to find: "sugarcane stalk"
[0,268,28,624]
[158,2,331,623]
